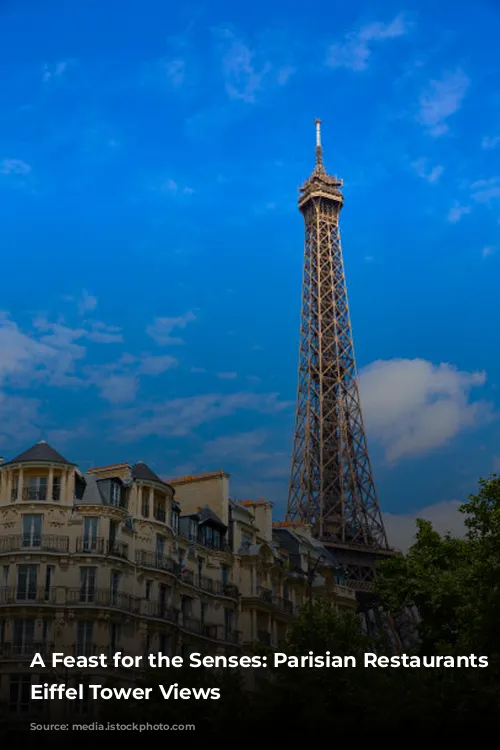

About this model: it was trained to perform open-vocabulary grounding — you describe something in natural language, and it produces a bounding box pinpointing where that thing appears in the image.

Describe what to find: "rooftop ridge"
[87,463,130,473]
[168,470,227,483]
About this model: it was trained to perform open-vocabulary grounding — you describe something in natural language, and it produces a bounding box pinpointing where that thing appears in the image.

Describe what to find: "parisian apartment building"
[0,440,356,718]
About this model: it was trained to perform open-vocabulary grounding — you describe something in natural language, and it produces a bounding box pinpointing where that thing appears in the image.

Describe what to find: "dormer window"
[110,482,120,507]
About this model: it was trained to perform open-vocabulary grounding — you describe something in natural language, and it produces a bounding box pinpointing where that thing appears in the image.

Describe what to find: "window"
[9,675,31,713]
[159,634,171,655]
[16,565,37,601]
[11,477,18,501]
[213,529,221,549]
[83,517,99,551]
[141,493,149,518]
[159,583,169,616]
[13,619,35,656]
[181,596,192,618]
[52,476,61,502]
[109,623,120,655]
[200,602,206,624]
[203,526,213,547]
[221,566,229,585]
[110,482,121,507]
[156,535,166,561]
[110,571,120,605]
[109,520,118,551]
[26,476,47,501]
[197,557,203,581]
[171,508,179,534]
[79,567,96,603]
[224,608,234,637]
[3,565,9,586]
[22,514,42,548]
[145,580,152,600]
[44,566,54,601]
[242,533,252,549]
[76,621,93,656]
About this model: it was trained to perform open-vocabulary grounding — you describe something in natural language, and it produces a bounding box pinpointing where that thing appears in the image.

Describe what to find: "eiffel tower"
[286,120,392,593]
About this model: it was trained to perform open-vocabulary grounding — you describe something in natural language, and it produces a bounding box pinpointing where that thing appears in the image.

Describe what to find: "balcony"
[257,587,273,604]
[0,535,69,554]
[0,586,56,605]
[198,577,239,599]
[0,641,55,658]
[75,538,128,559]
[180,569,195,586]
[143,600,179,624]
[153,508,166,523]
[135,550,179,575]
[65,588,140,613]
[272,596,294,615]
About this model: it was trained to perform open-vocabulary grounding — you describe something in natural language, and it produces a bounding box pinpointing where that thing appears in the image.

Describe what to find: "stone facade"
[0,441,356,717]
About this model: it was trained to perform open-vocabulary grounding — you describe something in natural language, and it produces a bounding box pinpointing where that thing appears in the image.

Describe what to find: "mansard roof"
[5,440,73,466]
[131,461,168,486]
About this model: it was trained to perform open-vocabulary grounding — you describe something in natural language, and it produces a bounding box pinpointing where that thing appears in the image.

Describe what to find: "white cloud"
[447,203,471,223]
[138,355,178,375]
[146,312,196,345]
[42,60,71,83]
[384,501,465,552]
[0,159,31,175]
[358,358,492,462]
[326,15,410,71]
[481,135,500,150]
[418,69,470,136]
[212,27,293,103]
[97,374,138,404]
[113,392,291,440]
[217,371,238,379]
[470,176,500,204]
[78,290,97,315]
[411,158,444,183]
[482,246,496,258]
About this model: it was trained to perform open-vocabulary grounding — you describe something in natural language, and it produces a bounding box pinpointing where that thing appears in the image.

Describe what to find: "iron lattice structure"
[286,121,391,586]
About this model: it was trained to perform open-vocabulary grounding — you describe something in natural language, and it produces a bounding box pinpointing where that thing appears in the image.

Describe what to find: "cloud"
[155,179,194,196]
[42,60,71,83]
[481,135,500,150]
[138,355,178,375]
[384,501,465,552]
[0,391,42,448]
[113,391,291,440]
[358,358,492,462]
[470,176,500,204]
[78,290,97,315]
[217,371,238,379]
[417,69,470,136]
[146,311,196,345]
[212,27,293,104]
[326,15,410,71]
[482,246,496,258]
[96,374,138,404]
[0,159,31,175]
[447,204,471,223]
[411,158,444,183]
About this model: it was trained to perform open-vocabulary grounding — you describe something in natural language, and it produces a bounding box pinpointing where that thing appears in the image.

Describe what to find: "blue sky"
[1,0,499,542]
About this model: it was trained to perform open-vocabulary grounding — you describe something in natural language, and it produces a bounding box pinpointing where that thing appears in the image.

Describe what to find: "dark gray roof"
[181,504,227,529]
[131,462,167,486]
[76,474,104,506]
[6,441,73,466]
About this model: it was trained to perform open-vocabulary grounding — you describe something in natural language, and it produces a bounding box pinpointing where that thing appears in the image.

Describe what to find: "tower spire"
[315,118,323,167]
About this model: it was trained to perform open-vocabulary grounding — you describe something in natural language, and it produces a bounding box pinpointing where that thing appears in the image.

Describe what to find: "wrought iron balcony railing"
[65,588,140,613]
[0,586,56,605]
[143,600,179,624]
[0,535,69,554]
[76,538,129,559]
[256,587,273,604]
[135,550,179,575]
[0,641,55,658]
